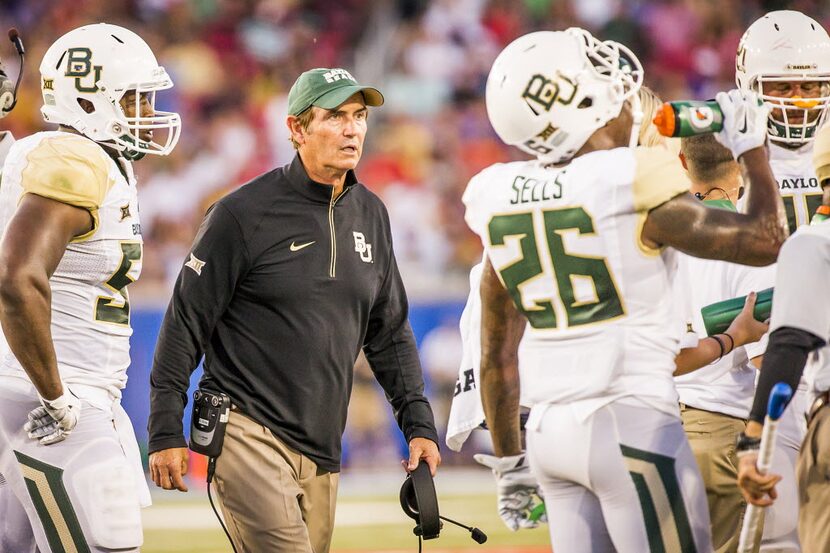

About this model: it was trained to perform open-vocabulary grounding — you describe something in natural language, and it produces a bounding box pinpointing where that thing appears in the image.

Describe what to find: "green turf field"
[141,470,550,553]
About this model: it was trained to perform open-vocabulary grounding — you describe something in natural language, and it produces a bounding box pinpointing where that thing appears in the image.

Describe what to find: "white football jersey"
[463,145,690,419]
[0,131,143,401]
[765,142,821,232]
[673,233,776,419]
[770,222,830,397]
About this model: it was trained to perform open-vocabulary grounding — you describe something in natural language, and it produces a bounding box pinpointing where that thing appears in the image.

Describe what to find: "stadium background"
[0,0,825,551]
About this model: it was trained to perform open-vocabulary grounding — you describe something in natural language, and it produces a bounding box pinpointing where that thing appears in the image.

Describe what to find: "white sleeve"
[462,173,486,240]
[446,262,486,451]
[770,231,830,341]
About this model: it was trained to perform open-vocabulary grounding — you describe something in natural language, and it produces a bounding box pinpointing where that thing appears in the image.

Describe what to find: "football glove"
[715,89,770,159]
[474,453,544,531]
[24,389,81,445]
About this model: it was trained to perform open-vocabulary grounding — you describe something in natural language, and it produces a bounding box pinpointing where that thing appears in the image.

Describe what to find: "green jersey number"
[488,207,624,330]
[782,192,823,233]
[95,242,142,325]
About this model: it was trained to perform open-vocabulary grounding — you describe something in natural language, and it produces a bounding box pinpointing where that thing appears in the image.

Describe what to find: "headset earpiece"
[399,463,488,546]
[399,463,441,539]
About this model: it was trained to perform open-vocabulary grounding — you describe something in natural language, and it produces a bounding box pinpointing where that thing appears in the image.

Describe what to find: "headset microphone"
[438,514,487,544]
[400,463,488,550]
[2,28,24,114]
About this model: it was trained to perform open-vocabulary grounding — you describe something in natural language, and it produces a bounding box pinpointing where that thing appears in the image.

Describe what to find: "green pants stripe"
[14,450,90,553]
[621,444,697,553]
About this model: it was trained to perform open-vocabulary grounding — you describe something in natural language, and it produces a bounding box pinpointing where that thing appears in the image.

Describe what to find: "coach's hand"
[475,453,542,531]
[405,437,441,476]
[24,389,81,445]
[150,447,189,492]
[737,451,782,507]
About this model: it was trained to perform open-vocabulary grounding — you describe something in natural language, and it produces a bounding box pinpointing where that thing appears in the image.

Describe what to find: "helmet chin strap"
[628,93,643,149]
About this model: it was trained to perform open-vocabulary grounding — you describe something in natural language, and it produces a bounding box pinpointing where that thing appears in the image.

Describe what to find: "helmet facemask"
[102,76,181,160]
[752,76,830,145]
[567,28,644,154]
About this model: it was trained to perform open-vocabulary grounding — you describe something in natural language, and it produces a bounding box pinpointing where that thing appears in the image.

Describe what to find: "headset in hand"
[400,463,487,549]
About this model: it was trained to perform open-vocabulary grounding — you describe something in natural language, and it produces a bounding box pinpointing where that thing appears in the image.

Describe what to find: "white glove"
[24,389,82,445]
[714,89,770,159]
[475,453,544,531]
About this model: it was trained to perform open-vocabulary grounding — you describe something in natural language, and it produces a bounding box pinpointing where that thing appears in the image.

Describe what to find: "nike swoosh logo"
[290,241,316,252]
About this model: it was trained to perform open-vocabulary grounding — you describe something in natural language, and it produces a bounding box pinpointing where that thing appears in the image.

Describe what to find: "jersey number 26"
[488,207,624,330]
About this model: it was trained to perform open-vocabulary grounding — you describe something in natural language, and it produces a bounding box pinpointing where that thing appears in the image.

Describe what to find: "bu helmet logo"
[353,231,373,263]
[521,73,578,114]
[64,48,102,93]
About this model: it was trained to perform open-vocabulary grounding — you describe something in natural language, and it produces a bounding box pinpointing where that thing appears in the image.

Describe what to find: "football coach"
[146,67,441,553]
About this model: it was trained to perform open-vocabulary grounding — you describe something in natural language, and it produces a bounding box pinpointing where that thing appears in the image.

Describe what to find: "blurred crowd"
[3,0,825,303]
[2,0,828,463]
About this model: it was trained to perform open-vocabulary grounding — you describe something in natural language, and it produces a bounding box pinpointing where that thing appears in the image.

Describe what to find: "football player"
[0,23,180,552]
[467,28,786,552]
[736,122,830,552]
[446,84,676,533]
[733,11,830,550]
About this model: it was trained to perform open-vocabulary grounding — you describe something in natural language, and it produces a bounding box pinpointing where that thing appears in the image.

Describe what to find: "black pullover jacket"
[148,155,438,471]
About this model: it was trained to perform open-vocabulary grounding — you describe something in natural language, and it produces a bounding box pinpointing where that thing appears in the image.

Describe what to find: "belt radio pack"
[188,389,230,459]
[189,389,237,553]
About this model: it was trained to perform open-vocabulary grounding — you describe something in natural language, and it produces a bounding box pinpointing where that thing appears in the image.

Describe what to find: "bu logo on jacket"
[353,231,373,263]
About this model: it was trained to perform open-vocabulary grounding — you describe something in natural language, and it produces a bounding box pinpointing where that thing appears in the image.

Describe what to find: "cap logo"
[323,68,355,83]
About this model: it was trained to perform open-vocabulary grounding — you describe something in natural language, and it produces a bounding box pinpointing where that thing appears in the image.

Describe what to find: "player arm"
[0,194,93,399]
[643,147,786,266]
[148,203,250,454]
[479,256,525,457]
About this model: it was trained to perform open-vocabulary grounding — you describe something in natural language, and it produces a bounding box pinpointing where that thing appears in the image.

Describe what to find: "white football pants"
[526,400,713,553]
[0,378,145,553]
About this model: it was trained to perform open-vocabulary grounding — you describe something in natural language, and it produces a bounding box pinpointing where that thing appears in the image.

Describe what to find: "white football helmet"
[736,10,830,145]
[486,28,643,164]
[40,23,181,159]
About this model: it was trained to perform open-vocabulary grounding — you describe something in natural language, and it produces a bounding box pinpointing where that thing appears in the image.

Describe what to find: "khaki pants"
[797,404,830,552]
[213,410,339,553]
[681,404,748,553]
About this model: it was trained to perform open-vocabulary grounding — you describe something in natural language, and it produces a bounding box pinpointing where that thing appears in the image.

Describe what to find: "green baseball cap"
[287,68,384,116]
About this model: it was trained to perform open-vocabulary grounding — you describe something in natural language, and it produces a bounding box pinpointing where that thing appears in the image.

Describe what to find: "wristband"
[721,332,735,354]
[710,335,726,361]
[736,432,761,458]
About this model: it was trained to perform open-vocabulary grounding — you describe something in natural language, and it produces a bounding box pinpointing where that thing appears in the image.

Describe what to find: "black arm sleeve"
[749,326,826,423]
[363,248,439,447]
[147,203,250,453]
